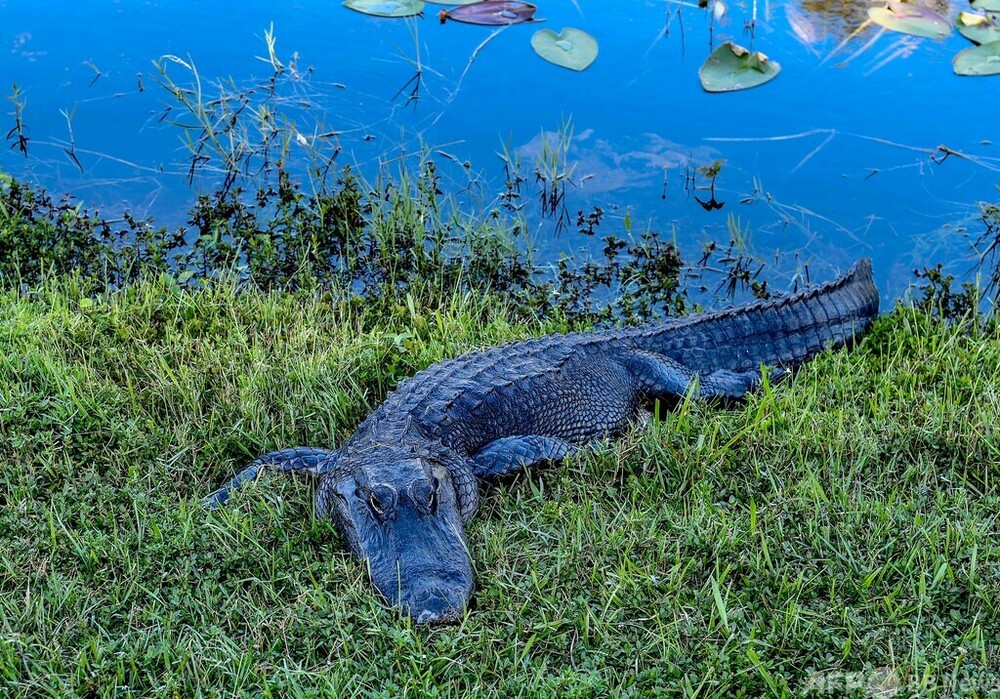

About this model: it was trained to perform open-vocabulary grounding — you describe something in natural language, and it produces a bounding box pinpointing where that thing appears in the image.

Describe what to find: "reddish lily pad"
[438,1,536,25]
[699,41,781,92]
[867,3,952,39]
[957,11,1000,44]
[953,39,1000,75]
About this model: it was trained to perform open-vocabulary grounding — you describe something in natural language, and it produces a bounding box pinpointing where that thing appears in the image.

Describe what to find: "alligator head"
[318,434,479,624]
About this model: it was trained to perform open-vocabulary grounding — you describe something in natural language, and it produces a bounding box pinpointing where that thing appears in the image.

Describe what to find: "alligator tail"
[202,446,340,508]
[629,258,880,374]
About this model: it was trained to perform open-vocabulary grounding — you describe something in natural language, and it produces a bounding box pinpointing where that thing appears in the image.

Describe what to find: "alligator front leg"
[625,349,782,402]
[203,446,340,508]
[472,435,576,479]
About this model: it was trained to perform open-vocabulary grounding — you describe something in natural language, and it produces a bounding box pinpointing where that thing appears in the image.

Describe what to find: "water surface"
[2,0,998,298]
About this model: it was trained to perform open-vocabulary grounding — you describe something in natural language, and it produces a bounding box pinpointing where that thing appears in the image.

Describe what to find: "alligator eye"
[368,492,384,517]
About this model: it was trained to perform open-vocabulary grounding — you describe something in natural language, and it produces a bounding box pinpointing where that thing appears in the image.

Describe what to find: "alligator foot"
[473,435,576,479]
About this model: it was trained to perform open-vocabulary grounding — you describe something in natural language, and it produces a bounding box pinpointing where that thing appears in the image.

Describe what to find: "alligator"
[205,258,879,624]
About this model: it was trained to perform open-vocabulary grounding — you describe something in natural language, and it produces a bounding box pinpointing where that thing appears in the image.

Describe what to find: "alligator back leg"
[472,435,577,479]
[203,446,340,508]
[624,349,786,402]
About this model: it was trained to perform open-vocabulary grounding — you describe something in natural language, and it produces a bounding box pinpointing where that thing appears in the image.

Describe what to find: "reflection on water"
[789,0,955,43]
[796,0,873,39]
[515,128,718,196]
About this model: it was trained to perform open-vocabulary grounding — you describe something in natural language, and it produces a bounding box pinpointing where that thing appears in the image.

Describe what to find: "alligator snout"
[401,575,472,625]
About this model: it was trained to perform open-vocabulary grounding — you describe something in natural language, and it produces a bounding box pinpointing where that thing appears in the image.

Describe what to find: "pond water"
[1,0,998,300]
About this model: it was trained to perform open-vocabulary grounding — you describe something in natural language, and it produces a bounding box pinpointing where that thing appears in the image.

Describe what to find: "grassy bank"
[0,277,997,698]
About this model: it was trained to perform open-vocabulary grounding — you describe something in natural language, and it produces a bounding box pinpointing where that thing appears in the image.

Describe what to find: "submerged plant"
[5,84,29,158]
[149,25,340,200]
[532,117,576,234]
[973,200,1000,305]
[689,158,726,211]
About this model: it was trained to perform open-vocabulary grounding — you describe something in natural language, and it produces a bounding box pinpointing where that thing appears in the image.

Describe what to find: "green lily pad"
[867,3,952,39]
[953,39,1000,75]
[698,41,781,92]
[957,11,1000,43]
[971,0,1000,11]
[343,0,424,17]
[531,28,599,71]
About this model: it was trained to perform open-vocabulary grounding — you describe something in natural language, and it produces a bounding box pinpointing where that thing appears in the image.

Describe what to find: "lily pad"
[957,11,1000,44]
[698,41,781,92]
[971,0,1000,11]
[953,39,1000,75]
[531,28,599,71]
[438,1,536,25]
[343,0,424,17]
[867,3,952,39]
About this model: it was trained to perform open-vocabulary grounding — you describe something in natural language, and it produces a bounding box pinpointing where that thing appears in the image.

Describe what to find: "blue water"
[2,0,998,298]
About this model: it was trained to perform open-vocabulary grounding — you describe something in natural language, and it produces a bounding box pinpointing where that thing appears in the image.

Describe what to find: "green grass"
[1,277,998,698]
